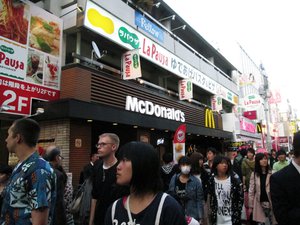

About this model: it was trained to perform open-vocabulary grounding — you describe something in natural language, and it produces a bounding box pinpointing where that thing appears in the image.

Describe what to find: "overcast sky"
[163,0,299,114]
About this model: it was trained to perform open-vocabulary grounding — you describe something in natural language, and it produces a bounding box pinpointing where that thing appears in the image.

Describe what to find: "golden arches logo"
[256,123,262,133]
[205,108,215,128]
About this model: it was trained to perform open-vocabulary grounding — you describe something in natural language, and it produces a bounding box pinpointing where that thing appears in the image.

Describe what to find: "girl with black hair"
[207,155,243,225]
[248,153,277,225]
[104,141,187,225]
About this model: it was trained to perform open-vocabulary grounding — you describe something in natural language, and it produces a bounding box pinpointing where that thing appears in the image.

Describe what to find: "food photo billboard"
[0,0,62,116]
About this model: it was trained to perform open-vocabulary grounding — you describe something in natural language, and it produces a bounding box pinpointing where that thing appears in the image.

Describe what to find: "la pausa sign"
[125,96,185,122]
[243,94,261,106]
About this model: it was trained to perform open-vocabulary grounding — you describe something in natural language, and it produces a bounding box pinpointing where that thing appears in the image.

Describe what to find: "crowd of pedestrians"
[1,117,300,225]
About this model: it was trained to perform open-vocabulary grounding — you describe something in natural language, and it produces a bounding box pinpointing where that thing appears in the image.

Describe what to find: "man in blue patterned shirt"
[0,118,56,225]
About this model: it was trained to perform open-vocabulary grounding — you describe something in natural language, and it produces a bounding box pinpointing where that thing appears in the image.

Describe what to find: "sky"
[163,0,299,114]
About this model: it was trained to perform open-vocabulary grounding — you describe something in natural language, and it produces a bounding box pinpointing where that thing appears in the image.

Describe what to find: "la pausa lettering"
[0,52,24,70]
[244,99,260,105]
[124,53,132,78]
[113,219,140,225]
[142,38,168,66]
[180,82,186,99]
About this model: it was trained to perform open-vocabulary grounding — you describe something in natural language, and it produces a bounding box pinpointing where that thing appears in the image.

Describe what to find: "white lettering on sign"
[125,96,185,122]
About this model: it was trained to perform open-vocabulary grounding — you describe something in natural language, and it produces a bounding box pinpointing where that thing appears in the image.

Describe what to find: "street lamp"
[259,65,272,152]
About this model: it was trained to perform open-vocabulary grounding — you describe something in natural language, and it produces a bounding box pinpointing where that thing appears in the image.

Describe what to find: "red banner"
[173,124,186,162]
[243,110,257,120]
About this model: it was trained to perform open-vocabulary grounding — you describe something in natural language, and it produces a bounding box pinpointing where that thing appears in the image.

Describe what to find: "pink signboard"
[240,117,256,133]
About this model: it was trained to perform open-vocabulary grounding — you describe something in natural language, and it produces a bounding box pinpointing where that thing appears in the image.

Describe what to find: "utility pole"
[259,64,272,152]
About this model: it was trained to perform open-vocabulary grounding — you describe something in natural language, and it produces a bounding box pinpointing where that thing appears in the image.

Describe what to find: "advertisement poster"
[122,49,142,80]
[0,0,62,116]
[173,124,186,163]
[211,95,222,112]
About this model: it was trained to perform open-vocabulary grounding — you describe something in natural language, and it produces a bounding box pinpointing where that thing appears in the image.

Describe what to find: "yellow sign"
[256,123,262,133]
[205,108,215,128]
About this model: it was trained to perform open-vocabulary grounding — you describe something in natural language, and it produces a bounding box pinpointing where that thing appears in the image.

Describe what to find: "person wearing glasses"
[89,133,129,225]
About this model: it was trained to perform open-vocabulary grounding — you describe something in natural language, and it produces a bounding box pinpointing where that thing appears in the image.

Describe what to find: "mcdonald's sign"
[256,123,262,133]
[205,108,215,128]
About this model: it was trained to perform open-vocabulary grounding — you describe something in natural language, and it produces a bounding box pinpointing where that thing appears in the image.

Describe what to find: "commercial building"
[0,0,239,184]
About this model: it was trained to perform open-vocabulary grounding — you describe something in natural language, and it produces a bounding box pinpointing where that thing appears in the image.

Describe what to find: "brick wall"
[39,119,71,170]
[39,119,92,186]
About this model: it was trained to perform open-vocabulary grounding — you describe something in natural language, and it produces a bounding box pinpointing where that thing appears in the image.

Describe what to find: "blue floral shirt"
[0,152,56,225]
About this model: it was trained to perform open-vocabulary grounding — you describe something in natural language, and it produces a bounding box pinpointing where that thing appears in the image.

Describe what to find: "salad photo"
[29,15,61,56]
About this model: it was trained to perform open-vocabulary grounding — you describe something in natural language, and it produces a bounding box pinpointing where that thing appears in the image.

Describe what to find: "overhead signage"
[83,0,238,105]
[242,94,261,107]
[178,79,193,100]
[211,95,222,112]
[125,95,185,122]
[205,108,215,128]
[0,0,62,116]
[135,11,164,43]
[240,117,256,133]
[121,49,142,80]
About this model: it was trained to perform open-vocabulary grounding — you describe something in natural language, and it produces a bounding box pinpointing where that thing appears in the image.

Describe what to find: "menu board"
[0,0,62,115]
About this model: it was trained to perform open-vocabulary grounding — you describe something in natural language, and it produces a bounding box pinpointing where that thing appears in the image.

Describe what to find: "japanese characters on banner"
[122,49,142,80]
[178,79,193,100]
[83,0,238,105]
[173,124,186,163]
[0,0,62,116]
[211,95,222,112]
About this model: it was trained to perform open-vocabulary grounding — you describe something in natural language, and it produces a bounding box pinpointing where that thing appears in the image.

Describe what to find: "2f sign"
[2,90,30,115]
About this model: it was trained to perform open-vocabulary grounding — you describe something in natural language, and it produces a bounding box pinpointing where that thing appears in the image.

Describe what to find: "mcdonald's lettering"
[205,108,215,128]
[256,123,262,133]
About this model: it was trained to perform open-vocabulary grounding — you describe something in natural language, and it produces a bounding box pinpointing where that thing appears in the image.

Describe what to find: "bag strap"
[155,193,168,225]
[111,199,118,222]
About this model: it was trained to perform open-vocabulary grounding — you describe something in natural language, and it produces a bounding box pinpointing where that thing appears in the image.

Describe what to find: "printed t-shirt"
[214,176,232,225]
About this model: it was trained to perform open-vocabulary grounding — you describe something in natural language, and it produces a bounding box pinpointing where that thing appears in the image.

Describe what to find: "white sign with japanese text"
[83,0,238,105]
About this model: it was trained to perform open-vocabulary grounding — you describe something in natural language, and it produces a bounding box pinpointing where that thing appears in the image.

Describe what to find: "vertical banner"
[122,49,142,80]
[211,95,222,112]
[178,79,193,100]
[173,124,186,163]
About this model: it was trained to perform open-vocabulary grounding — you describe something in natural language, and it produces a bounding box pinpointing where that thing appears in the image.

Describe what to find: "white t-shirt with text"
[214,176,232,225]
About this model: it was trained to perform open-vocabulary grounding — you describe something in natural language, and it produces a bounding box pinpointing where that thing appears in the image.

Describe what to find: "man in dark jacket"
[160,152,179,191]
[270,131,300,225]
[45,146,67,225]
[79,152,99,185]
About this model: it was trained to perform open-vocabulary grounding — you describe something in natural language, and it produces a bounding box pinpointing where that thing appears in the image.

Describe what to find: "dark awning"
[34,98,233,139]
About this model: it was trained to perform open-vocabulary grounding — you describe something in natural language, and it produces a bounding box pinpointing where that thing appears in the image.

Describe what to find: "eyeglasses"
[95,142,114,148]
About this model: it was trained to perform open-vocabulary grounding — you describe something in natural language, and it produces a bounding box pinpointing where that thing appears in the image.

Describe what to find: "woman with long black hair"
[248,153,277,225]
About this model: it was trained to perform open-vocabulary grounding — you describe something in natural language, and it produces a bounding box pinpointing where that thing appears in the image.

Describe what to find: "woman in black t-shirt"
[104,141,187,225]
